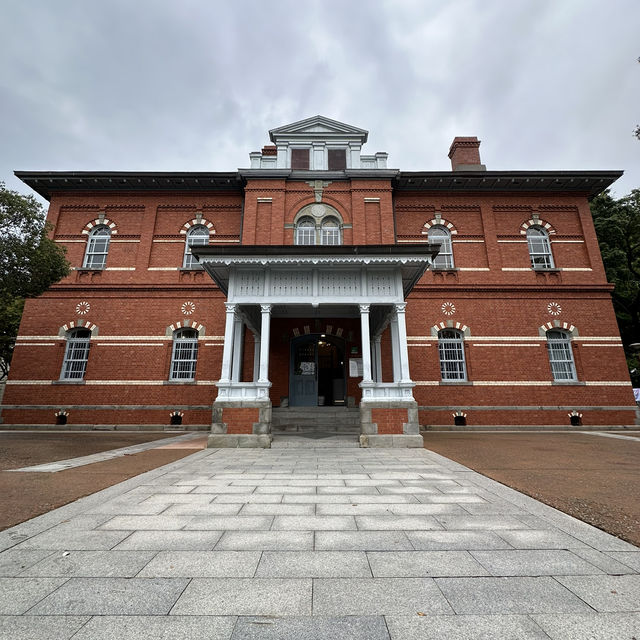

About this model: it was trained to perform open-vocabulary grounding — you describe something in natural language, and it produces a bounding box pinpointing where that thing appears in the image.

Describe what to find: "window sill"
[77,268,104,273]
[164,380,197,385]
[53,380,86,385]
[552,380,585,385]
[439,380,472,385]
[431,268,458,273]
[532,268,560,273]
[179,267,204,272]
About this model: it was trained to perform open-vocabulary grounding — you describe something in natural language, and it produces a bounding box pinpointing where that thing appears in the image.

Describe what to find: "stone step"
[272,407,360,433]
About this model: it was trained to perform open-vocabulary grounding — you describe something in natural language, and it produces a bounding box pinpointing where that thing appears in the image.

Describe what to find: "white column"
[252,333,261,382]
[231,317,244,382]
[374,335,383,382]
[359,304,373,383]
[220,303,236,383]
[395,303,411,382]
[258,304,271,384]
[390,316,401,382]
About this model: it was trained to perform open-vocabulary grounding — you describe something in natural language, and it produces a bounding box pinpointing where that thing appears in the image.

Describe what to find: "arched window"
[170,328,199,381]
[438,329,467,381]
[428,226,454,269]
[183,225,209,269]
[83,225,111,269]
[527,226,554,269]
[546,329,577,381]
[295,216,316,245]
[321,216,341,245]
[60,328,91,380]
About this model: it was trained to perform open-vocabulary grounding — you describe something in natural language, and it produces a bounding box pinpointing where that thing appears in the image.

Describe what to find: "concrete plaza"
[0,438,639,639]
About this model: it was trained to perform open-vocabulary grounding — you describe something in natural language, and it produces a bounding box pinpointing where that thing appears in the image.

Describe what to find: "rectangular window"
[291,149,310,170]
[328,149,347,170]
[61,337,90,380]
[547,338,577,381]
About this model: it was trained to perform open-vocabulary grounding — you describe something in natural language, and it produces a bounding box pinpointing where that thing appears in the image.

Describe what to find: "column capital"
[359,304,371,314]
[394,302,407,313]
[260,304,272,314]
[225,303,237,313]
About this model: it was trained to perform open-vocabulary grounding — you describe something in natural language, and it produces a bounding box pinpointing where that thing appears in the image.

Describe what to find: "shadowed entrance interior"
[290,334,346,406]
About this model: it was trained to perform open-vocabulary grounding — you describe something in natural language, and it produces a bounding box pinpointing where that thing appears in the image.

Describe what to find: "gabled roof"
[269,115,368,144]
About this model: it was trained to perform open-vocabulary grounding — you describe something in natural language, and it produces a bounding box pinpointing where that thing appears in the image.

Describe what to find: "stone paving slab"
[0,616,90,640]
[28,577,189,615]
[255,551,371,578]
[313,577,453,616]
[231,615,389,640]
[171,578,312,616]
[73,615,236,640]
[0,443,638,637]
[385,614,551,639]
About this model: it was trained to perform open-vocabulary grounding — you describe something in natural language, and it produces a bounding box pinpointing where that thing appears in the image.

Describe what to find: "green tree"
[0,182,70,379]
[590,189,640,386]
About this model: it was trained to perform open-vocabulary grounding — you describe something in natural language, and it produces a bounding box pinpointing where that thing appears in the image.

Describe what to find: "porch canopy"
[192,245,438,402]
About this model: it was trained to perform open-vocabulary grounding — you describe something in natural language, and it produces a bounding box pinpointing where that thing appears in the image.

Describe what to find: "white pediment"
[269,115,368,144]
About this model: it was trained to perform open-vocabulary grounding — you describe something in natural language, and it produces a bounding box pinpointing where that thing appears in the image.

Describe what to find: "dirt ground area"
[0,431,206,531]
[423,431,640,547]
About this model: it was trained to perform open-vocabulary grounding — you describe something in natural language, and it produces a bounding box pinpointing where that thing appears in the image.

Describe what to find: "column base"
[359,398,420,442]
[209,398,272,448]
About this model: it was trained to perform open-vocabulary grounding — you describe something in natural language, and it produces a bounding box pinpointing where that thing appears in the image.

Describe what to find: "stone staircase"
[271,406,360,434]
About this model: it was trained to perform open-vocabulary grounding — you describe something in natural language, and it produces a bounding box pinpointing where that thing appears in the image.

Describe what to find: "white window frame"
[428,225,454,269]
[546,329,577,381]
[527,226,554,269]
[183,225,209,269]
[294,215,343,246]
[170,328,199,381]
[438,329,467,381]
[60,328,91,380]
[83,225,111,269]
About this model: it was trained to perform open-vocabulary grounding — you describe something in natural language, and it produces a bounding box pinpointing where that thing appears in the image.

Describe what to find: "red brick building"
[2,116,636,445]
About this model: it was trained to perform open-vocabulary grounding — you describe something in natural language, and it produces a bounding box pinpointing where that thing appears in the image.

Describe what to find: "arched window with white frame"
[428,225,454,269]
[60,328,91,380]
[295,216,316,245]
[183,225,209,269]
[83,225,111,269]
[170,328,199,381]
[320,216,341,245]
[546,329,577,381]
[527,226,554,269]
[438,328,467,381]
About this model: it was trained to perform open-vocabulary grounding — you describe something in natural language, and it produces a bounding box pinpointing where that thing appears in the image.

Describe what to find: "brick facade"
[2,117,636,431]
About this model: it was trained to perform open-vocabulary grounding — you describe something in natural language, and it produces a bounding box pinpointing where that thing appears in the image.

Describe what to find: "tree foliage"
[590,189,640,386]
[0,182,70,378]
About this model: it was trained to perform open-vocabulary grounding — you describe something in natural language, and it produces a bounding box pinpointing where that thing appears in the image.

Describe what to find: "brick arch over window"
[81,218,118,235]
[165,320,205,337]
[538,320,578,337]
[430,320,470,337]
[179,218,215,235]
[520,218,556,235]
[422,216,457,235]
[57,319,98,336]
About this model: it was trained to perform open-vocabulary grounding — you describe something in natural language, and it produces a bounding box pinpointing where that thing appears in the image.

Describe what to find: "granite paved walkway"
[0,442,639,639]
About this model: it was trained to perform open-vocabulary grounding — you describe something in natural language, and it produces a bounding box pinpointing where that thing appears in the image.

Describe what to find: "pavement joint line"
[579,431,640,442]
[7,433,206,473]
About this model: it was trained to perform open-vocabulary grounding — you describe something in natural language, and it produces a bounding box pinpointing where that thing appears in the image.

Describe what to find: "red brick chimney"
[262,145,277,156]
[448,137,486,171]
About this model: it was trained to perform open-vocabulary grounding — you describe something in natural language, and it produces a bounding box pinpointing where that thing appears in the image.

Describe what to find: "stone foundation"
[208,399,272,448]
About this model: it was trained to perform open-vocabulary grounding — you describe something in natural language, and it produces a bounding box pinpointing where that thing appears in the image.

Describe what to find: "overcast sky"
[1,0,638,205]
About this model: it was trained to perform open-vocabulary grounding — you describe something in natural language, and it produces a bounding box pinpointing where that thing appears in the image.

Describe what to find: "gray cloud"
[1,0,638,203]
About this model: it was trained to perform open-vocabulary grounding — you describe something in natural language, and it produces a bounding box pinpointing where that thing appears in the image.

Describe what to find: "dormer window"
[328,149,347,170]
[291,149,310,170]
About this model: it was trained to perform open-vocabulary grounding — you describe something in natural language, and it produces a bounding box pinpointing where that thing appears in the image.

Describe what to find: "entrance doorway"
[289,334,346,406]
